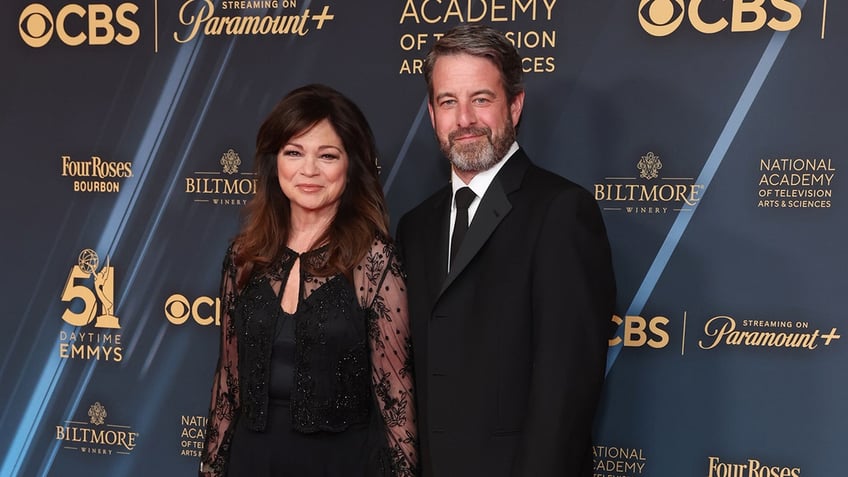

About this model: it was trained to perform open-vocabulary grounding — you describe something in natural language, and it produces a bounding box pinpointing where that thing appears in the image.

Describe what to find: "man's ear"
[510,91,525,125]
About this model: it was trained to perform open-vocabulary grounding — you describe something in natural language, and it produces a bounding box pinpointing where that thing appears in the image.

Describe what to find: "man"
[396,25,616,476]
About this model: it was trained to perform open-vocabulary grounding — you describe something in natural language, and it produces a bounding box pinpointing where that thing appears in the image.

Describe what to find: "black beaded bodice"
[236,251,371,432]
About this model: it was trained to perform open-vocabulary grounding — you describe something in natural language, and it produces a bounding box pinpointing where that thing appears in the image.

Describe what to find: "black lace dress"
[200,237,418,477]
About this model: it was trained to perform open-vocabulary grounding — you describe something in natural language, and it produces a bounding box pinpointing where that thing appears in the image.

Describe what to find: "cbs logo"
[165,294,221,326]
[19,3,140,48]
[609,315,670,348]
[639,0,801,37]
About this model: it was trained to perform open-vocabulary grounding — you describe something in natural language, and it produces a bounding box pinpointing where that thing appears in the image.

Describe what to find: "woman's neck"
[287,207,336,253]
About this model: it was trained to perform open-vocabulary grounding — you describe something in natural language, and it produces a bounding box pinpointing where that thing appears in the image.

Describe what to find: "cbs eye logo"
[638,0,802,37]
[19,3,140,48]
[639,0,685,37]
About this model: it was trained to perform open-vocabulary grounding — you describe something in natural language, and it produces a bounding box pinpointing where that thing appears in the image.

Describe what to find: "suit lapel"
[425,188,451,302]
[439,150,530,295]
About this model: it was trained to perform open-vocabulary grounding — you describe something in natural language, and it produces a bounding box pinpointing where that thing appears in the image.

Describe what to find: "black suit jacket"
[397,149,616,477]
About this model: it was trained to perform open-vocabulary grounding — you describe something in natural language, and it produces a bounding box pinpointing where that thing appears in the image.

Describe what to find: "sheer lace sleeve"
[356,236,419,477]
[200,245,240,477]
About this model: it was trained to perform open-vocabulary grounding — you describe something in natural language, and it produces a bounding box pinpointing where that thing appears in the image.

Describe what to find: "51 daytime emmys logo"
[638,0,802,37]
[61,249,120,329]
[18,2,140,48]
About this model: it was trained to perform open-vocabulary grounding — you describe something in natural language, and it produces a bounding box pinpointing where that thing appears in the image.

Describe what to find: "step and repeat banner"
[1,1,844,476]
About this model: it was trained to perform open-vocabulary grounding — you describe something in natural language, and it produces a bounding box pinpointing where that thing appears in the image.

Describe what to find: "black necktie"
[450,187,476,267]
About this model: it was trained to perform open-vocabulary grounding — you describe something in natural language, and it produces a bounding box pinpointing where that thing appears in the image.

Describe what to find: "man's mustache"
[449,127,492,144]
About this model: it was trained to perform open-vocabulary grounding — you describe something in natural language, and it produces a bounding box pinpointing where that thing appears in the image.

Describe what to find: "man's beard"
[440,120,516,173]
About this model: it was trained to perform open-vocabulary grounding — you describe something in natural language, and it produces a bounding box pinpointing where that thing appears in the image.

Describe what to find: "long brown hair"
[234,84,388,287]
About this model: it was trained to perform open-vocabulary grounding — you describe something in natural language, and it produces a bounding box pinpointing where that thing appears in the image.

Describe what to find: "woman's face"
[277,119,349,218]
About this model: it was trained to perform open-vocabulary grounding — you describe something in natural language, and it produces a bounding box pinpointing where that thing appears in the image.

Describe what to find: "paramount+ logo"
[638,0,802,37]
[19,2,140,48]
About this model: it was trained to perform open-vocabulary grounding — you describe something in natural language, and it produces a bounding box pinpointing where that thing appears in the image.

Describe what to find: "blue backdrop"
[2,1,844,475]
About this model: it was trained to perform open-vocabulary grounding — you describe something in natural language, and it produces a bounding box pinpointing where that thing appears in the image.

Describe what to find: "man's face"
[428,53,524,177]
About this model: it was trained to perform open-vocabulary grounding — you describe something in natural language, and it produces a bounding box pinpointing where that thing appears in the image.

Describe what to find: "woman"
[200,84,417,476]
